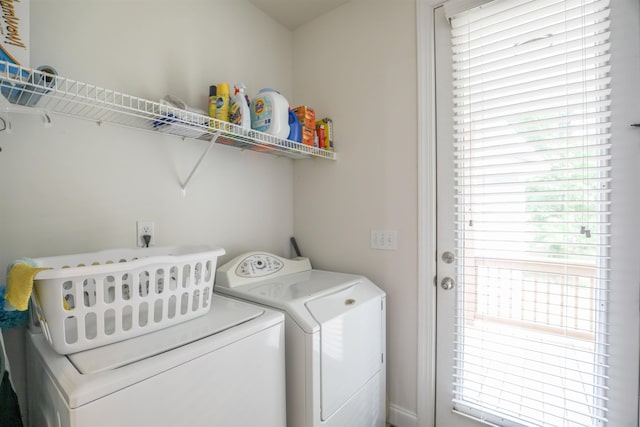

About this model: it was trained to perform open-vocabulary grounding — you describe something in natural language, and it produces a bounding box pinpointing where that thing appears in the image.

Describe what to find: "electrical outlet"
[136,221,155,247]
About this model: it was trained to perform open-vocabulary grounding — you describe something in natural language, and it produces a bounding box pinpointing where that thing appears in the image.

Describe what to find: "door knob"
[441,277,455,290]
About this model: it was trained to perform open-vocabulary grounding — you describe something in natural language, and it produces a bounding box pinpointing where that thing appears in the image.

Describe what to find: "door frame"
[416,1,440,426]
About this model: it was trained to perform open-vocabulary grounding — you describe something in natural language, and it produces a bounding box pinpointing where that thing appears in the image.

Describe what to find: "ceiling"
[248,0,350,30]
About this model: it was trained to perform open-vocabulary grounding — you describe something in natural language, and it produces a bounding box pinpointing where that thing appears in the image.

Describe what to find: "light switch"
[370,230,398,250]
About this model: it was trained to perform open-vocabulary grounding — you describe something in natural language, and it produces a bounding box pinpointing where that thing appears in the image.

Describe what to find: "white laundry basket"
[29,245,225,354]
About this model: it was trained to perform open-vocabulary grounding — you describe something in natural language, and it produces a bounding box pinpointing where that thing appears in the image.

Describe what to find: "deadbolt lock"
[442,251,455,264]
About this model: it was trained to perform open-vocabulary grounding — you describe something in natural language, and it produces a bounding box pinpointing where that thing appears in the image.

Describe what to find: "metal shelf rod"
[181,131,221,197]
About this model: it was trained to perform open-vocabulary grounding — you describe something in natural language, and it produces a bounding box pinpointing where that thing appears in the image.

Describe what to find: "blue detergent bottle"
[287,109,301,142]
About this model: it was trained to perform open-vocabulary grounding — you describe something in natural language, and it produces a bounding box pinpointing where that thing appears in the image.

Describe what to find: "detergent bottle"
[250,88,289,139]
[287,109,301,142]
[215,83,230,123]
[229,83,251,129]
[208,85,217,127]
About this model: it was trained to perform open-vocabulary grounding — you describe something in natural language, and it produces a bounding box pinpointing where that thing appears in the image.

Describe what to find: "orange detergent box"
[301,125,314,146]
[293,106,315,130]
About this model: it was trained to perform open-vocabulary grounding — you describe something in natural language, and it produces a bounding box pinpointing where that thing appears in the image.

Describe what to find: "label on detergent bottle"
[229,102,243,125]
[216,95,228,122]
[215,83,230,123]
[251,97,273,132]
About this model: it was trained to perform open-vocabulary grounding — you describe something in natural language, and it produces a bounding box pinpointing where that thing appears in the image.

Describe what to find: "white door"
[433,0,640,426]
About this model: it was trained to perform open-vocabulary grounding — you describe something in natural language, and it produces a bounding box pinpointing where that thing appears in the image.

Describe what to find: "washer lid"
[30,295,284,409]
[68,296,264,374]
[215,270,367,333]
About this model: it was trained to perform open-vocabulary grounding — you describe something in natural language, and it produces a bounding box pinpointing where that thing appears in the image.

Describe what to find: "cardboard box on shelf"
[301,125,314,147]
[293,106,315,130]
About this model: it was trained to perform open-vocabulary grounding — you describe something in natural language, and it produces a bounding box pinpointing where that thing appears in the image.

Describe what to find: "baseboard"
[388,403,418,427]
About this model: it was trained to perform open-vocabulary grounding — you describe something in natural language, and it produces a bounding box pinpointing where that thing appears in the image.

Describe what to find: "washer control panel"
[216,251,312,288]
[236,254,284,278]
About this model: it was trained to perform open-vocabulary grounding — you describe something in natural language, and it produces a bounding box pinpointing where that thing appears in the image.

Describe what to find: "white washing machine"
[26,294,286,427]
[215,252,386,427]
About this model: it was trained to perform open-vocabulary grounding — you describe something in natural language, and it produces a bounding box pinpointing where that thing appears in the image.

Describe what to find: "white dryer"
[26,294,286,427]
[215,252,386,427]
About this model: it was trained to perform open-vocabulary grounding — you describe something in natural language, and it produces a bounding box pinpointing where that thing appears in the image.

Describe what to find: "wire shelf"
[0,60,336,161]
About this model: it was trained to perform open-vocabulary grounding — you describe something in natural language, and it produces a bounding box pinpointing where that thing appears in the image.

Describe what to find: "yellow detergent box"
[0,0,29,73]
[316,118,333,151]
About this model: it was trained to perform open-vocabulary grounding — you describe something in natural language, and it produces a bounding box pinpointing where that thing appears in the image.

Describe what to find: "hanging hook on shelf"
[0,99,52,131]
[0,112,12,133]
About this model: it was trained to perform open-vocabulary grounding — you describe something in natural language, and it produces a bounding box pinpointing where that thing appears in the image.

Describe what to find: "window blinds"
[450,0,611,425]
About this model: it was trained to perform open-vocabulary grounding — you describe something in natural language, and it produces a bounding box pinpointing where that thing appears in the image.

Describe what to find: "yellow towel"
[5,262,50,311]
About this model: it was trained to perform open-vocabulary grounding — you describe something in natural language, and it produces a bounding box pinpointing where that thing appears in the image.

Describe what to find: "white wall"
[3,1,424,424]
[292,1,419,421]
[1,0,295,420]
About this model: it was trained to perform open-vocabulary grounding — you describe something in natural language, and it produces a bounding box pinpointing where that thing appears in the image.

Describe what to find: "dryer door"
[305,283,384,421]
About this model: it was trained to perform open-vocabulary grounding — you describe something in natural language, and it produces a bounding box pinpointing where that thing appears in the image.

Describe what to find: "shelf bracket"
[0,98,52,132]
[180,131,221,196]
